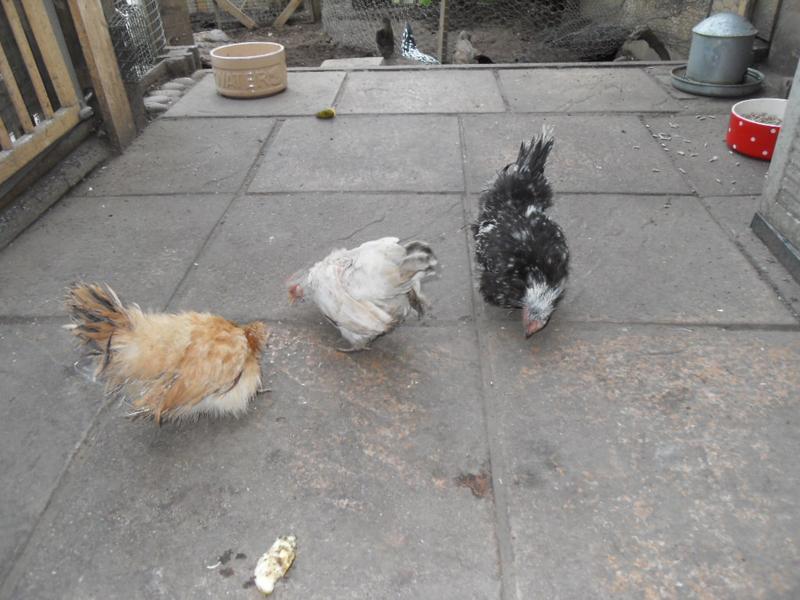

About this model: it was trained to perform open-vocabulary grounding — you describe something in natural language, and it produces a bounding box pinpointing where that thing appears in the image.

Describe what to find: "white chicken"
[288,238,437,351]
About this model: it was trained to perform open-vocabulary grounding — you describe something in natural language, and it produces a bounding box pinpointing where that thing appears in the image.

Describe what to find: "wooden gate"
[0,0,83,186]
[1,0,135,188]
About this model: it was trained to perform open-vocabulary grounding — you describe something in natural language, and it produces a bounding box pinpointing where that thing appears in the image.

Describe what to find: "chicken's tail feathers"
[486,125,555,213]
[64,283,131,370]
[402,240,438,278]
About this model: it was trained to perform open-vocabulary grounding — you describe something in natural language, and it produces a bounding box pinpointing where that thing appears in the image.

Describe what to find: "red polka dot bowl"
[727,98,787,161]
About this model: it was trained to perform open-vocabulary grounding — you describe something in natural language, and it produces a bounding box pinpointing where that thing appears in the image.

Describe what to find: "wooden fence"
[0,0,135,187]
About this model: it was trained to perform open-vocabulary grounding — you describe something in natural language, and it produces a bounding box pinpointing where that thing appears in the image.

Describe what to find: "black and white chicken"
[401,23,439,65]
[288,238,437,351]
[473,127,569,337]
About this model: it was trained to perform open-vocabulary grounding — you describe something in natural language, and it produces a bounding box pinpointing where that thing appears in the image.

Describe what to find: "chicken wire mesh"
[107,0,167,81]
[323,0,711,64]
[186,0,285,27]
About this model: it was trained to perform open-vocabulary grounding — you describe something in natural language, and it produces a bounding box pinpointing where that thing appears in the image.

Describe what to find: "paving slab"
[643,114,770,196]
[164,72,346,117]
[337,70,505,113]
[170,193,472,324]
[0,195,231,317]
[3,324,500,600]
[321,57,384,68]
[480,323,800,600]
[249,116,463,193]
[462,114,691,194]
[498,68,681,113]
[72,118,273,196]
[703,195,800,318]
[0,320,103,585]
[466,194,795,325]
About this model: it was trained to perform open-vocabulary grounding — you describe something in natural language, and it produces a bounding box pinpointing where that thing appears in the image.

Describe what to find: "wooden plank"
[310,0,321,23]
[0,39,35,133]
[20,0,80,108]
[159,0,195,45]
[0,106,80,185]
[2,0,55,119]
[436,0,449,63]
[216,0,257,29]
[274,0,303,28]
[66,0,136,149]
[0,115,12,151]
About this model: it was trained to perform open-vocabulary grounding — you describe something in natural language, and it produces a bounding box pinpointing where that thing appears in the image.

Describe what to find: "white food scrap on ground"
[255,535,297,595]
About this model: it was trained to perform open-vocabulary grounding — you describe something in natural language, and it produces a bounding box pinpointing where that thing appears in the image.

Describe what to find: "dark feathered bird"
[376,17,394,59]
[472,127,569,337]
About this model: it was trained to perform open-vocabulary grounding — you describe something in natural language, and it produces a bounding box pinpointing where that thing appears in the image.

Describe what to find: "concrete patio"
[1,64,799,599]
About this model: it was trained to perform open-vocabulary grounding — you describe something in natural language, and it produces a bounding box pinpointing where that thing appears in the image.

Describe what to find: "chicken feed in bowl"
[727,98,787,161]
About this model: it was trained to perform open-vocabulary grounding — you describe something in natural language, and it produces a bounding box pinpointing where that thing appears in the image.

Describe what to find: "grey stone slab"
[164,72,346,117]
[462,114,691,194]
[643,115,770,196]
[171,193,472,324]
[3,325,500,600]
[471,194,795,325]
[0,195,231,317]
[321,57,383,68]
[0,320,103,585]
[73,118,273,195]
[703,195,800,318]
[337,70,505,114]
[482,323,800,600]
[498,68,681,112]
[249,116,463,193]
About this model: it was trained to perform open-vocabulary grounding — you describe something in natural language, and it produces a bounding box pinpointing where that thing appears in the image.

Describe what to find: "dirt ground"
[230,21,372,67]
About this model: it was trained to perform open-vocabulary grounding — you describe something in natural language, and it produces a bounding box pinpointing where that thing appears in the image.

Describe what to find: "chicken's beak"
[524,317,546,338]
[288,284,301,305]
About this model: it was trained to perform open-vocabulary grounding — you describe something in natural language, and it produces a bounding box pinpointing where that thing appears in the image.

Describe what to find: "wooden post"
[274,0,303,28]
[310,0,322,23]
[20,1,80,109]
[436,0,448,64]
[66,0,137,149]
[2,0,55,119]
[0,116,13,151]
[216,0,257,28]
[159,0,195,45]
[0,41,35,134]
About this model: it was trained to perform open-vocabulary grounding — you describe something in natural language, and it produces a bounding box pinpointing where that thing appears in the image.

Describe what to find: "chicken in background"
[288,238,437,351]
[473,127,569,337]
[453,31,493,64]
[376,17,394,60]
[401,23,439,65]
[65,283,268,424]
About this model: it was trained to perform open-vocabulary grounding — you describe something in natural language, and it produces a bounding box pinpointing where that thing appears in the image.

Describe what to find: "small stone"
[194,29,230,43]
[144,99,169,113]
[152,89,182,98]
[146,94,172,104]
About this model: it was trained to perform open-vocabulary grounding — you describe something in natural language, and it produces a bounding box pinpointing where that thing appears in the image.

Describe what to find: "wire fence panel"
[322,0,712,64]
[186,0,284,27]
[107,0,167,81]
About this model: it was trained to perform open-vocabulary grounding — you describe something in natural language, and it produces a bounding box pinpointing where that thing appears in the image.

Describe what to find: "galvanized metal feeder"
[672,12,763,97]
